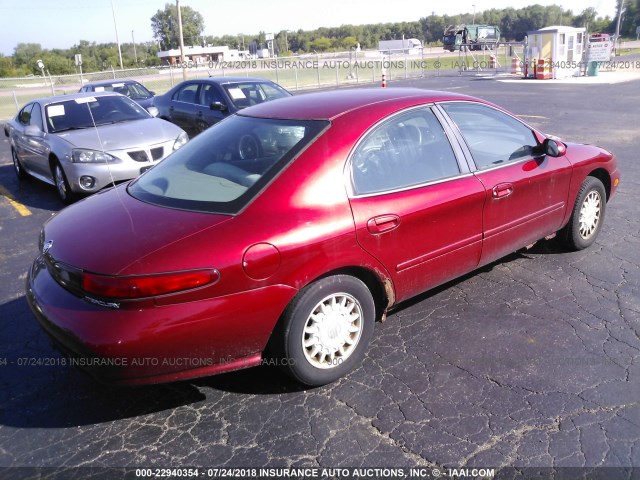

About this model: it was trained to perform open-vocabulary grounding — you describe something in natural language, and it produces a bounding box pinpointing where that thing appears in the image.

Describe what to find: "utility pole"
[472,4,476,24]
[177,0,187,81]
[110,0,124,70]
[614,0,625,50]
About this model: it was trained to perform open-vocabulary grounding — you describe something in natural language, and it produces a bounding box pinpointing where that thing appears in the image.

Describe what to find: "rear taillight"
[82,269,219,300]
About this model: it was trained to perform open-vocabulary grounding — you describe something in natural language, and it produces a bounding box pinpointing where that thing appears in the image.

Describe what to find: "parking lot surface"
[0,74,638,477]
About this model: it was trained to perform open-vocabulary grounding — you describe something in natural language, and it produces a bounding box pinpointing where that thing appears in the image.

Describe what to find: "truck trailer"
[378,38,423,52]
[443,25,500,51]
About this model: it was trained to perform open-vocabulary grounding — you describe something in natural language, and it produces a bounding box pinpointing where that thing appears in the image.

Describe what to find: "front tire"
[52,160,76,205]
[561,176,606,250]
[273,275,375,386]
[12,148,27,180]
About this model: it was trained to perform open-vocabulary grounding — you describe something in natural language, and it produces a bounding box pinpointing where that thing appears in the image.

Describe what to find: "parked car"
[5,92,188,203]
[152,76,291,137]
[79,79,156,110]
[26,88,619,386]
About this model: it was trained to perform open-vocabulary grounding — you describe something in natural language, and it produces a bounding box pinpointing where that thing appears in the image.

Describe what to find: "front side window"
[199,84,224,106]
[29,102,44,130]
[18,104,34,125]
[441,102,540,170]
[129,115,329,214]
[351,107,460,195]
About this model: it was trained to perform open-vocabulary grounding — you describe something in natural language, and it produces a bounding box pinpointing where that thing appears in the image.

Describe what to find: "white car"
[5,92,188,203]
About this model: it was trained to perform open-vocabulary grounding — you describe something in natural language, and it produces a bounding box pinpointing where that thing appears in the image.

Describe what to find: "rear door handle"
[492,183,514,199]
[367,214,400,234]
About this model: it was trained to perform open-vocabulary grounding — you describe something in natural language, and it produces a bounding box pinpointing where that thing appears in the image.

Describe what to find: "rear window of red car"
[128,115,328,214]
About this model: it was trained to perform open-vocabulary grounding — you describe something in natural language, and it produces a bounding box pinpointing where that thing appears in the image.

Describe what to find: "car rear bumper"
[26,254,297,385]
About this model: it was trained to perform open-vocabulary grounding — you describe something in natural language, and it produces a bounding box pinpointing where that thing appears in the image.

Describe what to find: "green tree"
[13,43,44,72]
[573,7,598,30]
[309,37,332,51]
[150,3,205,50]
[341,36,359,49]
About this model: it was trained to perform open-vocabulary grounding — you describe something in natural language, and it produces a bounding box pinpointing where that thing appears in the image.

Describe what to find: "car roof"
[238,87,487,121]
[29,91,124,106]
[82,79,142,87]
[182,76,281,85]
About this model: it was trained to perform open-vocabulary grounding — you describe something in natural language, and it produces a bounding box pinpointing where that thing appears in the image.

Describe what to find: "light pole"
[110,0,124,69]
[132,30,138,64]
[176,0,187,81]
[37,59,54,95]
[472,4,476,24]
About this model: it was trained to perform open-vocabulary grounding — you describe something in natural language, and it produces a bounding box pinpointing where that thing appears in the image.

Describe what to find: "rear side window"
[129,116,329,214]
[351,107,460,195]
[173,84,199,104]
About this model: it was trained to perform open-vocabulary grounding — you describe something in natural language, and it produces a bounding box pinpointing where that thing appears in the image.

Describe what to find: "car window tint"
[442,102,539,170]
[223,83,289,109]
[351,107,460,195]
[258,83,290,101]
[29,103,44,130]
[126,82,152,99]
[174,84,199,104]
[129,116,329,214]
[199,84,223,106]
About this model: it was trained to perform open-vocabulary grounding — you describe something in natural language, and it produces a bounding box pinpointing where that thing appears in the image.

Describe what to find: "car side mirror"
[149,91,156,96]
[210,101,228,112]
[24,125,45,137]
[147,106,159,117]
[543,138,567,157]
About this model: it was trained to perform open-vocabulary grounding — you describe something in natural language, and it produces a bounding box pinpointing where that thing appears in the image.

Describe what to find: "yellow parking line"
[0,185,32,217]
[516,114,547,119]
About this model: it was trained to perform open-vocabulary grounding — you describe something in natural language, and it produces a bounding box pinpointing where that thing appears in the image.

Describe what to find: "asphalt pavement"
[0,73,638,479]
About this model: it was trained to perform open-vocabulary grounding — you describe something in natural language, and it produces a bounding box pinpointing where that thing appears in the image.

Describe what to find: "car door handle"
[367,214,400,234]
[492,183,514,199]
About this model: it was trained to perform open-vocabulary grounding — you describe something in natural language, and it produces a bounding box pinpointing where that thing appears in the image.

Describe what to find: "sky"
[0,0,618,56]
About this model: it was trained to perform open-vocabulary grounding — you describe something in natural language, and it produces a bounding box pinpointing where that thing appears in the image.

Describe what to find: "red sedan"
[26,88,620,386]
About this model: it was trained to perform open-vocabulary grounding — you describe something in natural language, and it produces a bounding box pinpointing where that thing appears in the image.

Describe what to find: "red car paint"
[26,88,619,385]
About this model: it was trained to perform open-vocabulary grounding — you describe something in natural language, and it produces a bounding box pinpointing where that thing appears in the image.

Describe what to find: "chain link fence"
[0,46,529,122]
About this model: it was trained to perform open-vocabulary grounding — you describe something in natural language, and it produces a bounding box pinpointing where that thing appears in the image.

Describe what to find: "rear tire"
[561,176,606,250]
[272,275,375,386]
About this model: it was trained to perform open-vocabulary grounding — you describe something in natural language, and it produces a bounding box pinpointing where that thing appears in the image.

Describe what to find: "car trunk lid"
[42,184,231,275]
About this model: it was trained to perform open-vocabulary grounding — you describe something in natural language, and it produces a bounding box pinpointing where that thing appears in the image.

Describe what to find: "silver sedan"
[5,92,188,203]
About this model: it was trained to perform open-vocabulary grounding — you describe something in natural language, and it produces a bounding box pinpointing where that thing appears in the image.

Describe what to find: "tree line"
[1,1,637,78]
